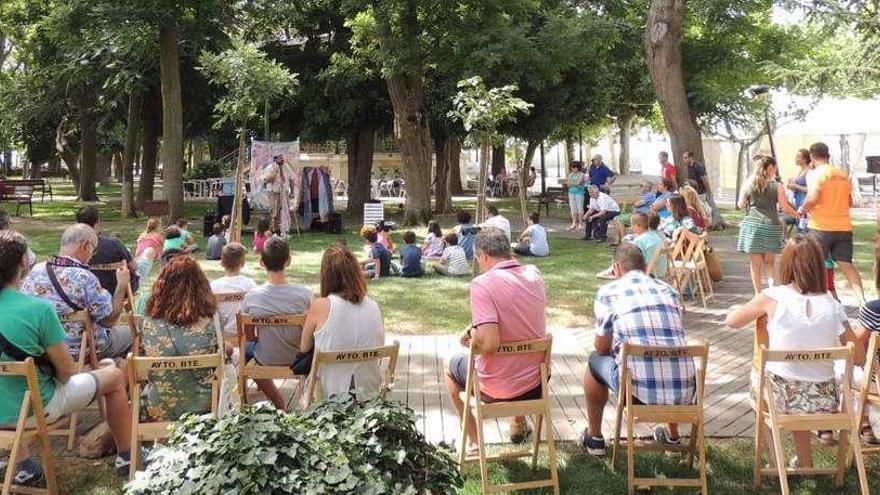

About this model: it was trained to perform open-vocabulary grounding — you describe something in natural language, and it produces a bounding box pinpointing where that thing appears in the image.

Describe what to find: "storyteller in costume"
[262,154,295,235]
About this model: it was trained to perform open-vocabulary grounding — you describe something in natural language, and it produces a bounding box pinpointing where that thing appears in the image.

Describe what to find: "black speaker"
[867,156,880,175]
[328,213,342,234]
[202,211,216,237]
[217,195,250,225]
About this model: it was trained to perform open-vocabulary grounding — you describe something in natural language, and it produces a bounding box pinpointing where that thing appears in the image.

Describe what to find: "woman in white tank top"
[301,245,385,401]
[726,235,858,469]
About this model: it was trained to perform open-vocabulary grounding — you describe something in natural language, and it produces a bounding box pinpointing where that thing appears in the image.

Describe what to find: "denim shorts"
[588,352,620,392]
[447,353,542,403]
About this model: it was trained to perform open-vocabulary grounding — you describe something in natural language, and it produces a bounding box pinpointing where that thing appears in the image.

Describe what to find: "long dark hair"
[668,194,688,222]
[0,230,28,290]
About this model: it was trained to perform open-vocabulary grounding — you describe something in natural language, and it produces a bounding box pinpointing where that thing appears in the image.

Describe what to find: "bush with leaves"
[301,394,463,494]
[125,403,381,494]
[126,397,462,494]
[183,160,224,181]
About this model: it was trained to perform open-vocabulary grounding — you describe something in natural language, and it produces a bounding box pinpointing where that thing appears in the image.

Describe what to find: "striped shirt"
[859,300,880,332]
[441,245,470,276]
[594,271,696,405]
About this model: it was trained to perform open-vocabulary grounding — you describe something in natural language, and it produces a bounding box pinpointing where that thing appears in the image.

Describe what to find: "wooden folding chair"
[305,341,400,407]
[213,291,247,348]
[853,332,880,461]
[669,231,715,308]
[47,311,103,451]
[0,359,64,495]
[753,344,868,495]
[236,313,307,406]
[611,341,709,495]
[646,237,672,281]
[89,262,137,310]
[458,336,559,495]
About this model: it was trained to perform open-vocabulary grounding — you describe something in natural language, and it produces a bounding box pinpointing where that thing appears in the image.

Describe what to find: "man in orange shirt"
[799,142,866,306]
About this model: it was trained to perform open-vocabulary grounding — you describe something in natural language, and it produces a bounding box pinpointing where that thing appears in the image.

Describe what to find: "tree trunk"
[433,133,454,214]
[645,0,704,182]
[79,115,99,201]
[56,121,80,188]
[491,143,505,177]
[386,75,433,225]
[346,125,375,217]
[122,93,141,217]
[564,137,576,165]
[1,150,12,176]
[97,152,111,186]
[449,136,463,195]
[137,96,161,210]
[230,124,248,243]
[618,113,634,175]
[734,141,749,206]
[476,138,491,224]
[159,24,184,219]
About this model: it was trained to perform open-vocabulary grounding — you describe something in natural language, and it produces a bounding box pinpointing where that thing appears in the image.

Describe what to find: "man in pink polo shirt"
[445,226,547,448]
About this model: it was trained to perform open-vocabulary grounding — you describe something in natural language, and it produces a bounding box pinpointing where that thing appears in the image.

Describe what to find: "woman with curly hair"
[140,255,220,421]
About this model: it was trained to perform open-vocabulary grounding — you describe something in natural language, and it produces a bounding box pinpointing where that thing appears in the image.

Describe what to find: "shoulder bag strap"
[46,264,84,312]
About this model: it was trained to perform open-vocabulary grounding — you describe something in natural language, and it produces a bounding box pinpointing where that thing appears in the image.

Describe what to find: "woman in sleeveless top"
[737,155,798,294]
[301,245,385,401]
[725,236,858,468]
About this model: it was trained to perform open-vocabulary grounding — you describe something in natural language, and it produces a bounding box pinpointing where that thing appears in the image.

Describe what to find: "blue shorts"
[588,352,620,392]
[447,353,542,403]
[245,341,257,362]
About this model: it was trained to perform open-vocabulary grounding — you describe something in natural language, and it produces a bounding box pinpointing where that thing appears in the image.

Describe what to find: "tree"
[200,40,296,242]
[449,76,531,225]
[645,0,703,180]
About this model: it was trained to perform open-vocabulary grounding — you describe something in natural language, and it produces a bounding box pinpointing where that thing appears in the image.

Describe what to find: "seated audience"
[163,225,186,252]
[0,230,134,481]
[135,218,165,280]
[480,204,511,241]
[253,216,270,253]
[421,220,446,259]
[22,224,133,361]
[853,300,880,442]
[242,236,313,411]
[454,209,478,261]
[725,235,857,469]
[210,243,257,335]
[445,227,547,448]
[582,185,621,243]
[680,185,711,229]
[399,231,424,278]
[514,212,550,257]
[582,243,695,456]
[659,194,702,240]
[175,218,198,253]
[76,206,139,294]
[596,212,666,280]
[376,220,396,252]
[650,178,678,220]
[141,256,219,421]
[632,180,657,214]
[362,229,392,279]
[432,233,470,276]
[300,245,385,400]
[206,223,226,261]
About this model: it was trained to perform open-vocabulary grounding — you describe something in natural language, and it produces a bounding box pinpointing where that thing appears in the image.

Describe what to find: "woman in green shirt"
[0,229,133,482]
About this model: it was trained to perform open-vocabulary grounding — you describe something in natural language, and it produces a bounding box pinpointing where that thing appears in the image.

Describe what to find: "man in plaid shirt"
[581,243,696,456]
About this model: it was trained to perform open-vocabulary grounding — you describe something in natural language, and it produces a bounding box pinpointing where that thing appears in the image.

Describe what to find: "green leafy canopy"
[199,39,298,129]
[448,76,532,146]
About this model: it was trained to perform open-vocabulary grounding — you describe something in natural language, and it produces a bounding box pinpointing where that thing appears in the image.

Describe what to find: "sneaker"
[653,426,681,446]
[861,425,880,445]
[580,429,606,456]
[817,430,835,446]
[14,458,45,487]
[115,447,150,476]
[510,421,532,444]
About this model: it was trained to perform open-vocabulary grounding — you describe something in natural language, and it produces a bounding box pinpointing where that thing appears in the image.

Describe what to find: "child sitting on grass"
[206,223,227,260]
[361,228,391,279]
[421,220,446,259]
[431,233,469,277]
[400,231,424,278]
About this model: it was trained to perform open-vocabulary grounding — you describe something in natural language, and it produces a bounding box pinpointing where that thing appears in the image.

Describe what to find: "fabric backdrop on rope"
[249,140,301,211]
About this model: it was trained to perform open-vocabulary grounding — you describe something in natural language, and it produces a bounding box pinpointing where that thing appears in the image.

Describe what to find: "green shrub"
[126,397,462,494]
[184,160,224,180]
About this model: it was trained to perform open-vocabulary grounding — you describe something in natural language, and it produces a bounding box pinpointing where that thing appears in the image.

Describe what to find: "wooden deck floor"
[265,232,765,445]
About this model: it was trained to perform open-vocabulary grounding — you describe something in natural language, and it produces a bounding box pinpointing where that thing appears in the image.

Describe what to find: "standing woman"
[737,155,798,294]
[564,161,587,231]
[784,149,812,233]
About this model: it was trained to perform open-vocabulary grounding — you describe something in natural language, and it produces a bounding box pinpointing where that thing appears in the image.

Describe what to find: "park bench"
[0,178,53,202]
[0,182,34,216]
[537,186,567,216]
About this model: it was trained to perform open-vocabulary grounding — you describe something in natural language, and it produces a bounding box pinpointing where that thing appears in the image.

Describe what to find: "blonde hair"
[679,185,707,220]
[749,155,777,194]
[138,217,161,242]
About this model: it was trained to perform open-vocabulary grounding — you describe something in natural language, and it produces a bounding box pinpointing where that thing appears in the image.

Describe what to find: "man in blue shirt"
[633,180,657,214]
[588,154,616,193]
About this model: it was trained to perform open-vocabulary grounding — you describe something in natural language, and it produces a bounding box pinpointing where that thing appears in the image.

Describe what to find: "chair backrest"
[0,359,51,434]
[619,340,708,408]
[465,336,553,401]
[306,340,401,406]
[236,313,307,342]
[671,229,704,264]
[89,261,126,272]
[756,344,855,417]
[646,237,671,278]
[59,310,95,368]
[363,201,384,225]
[214,291,246,304]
